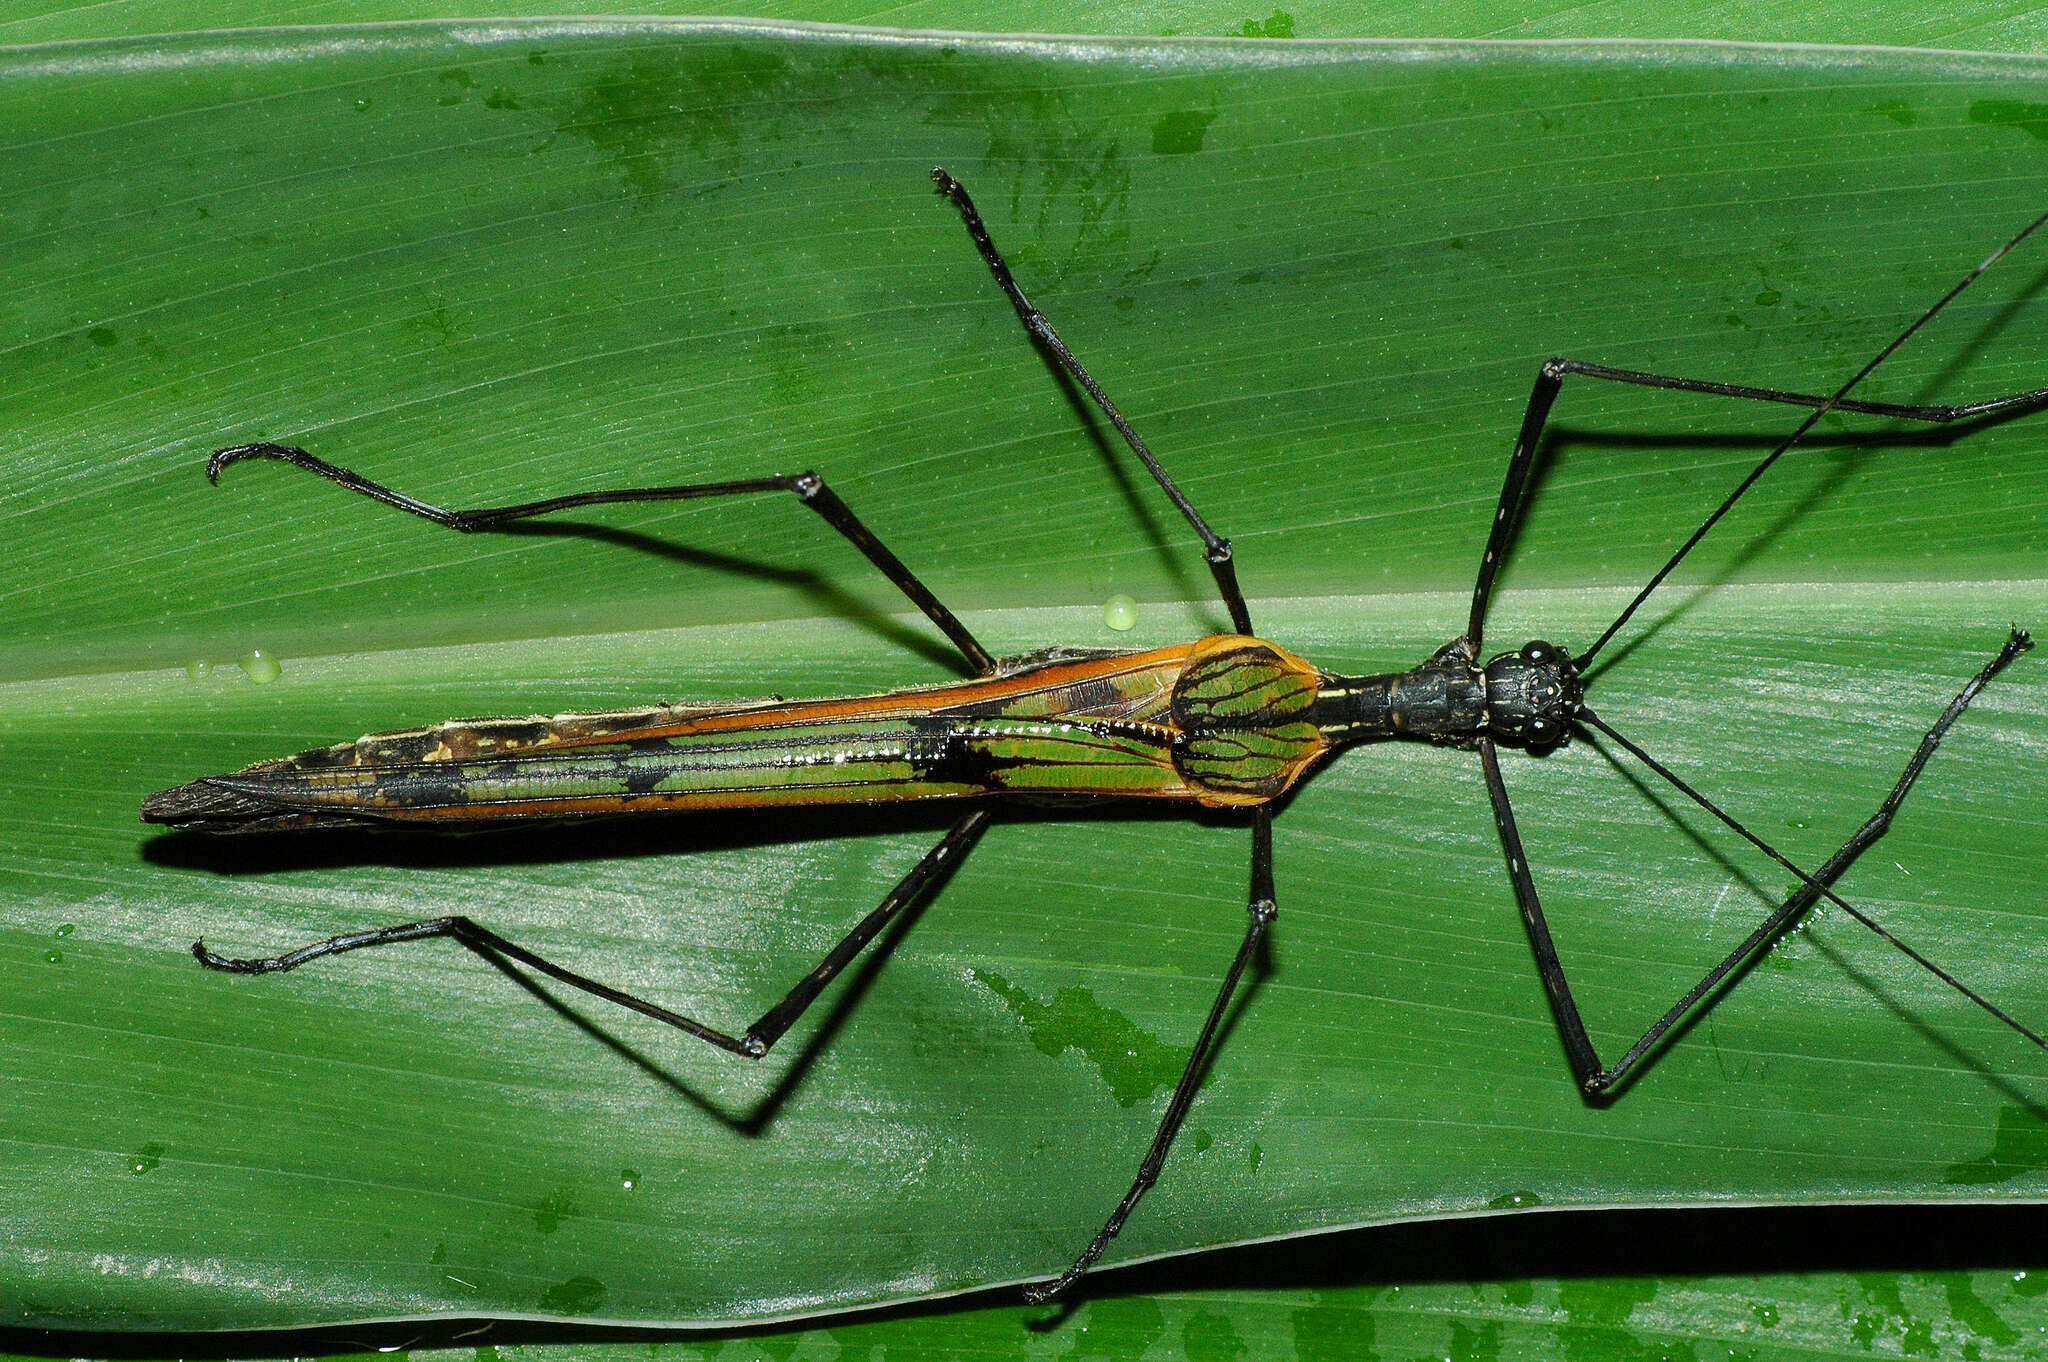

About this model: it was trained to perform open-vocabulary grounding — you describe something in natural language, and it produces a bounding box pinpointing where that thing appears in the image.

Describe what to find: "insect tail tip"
[141,774,296,831]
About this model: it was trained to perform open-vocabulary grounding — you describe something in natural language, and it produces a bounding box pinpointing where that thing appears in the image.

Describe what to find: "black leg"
[1481,630,2035,1096]
[1024,808,1277,1303]
[1466,357,2048,651]
[1552,359,2048,425]
[194,809,993,1059]
[207,442,996,676]
[931,168,1255,638]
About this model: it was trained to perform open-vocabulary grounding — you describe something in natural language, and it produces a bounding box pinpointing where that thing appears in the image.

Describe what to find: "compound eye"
[1527,717,1552,739]
[1523,643,1549,663]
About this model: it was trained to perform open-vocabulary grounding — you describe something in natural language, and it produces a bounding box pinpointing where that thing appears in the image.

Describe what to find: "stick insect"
[145,169,2047,1302]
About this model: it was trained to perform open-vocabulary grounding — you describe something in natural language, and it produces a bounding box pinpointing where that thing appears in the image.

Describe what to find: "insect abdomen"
[142,714,1209,828]
[140,637,1347,830]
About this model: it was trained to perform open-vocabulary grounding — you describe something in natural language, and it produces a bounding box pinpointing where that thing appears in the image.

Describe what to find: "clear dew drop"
[1101,593,1139,632]
[54,923,74,938]
[620,1168,639,1192]
[238,649,282,684]
[185,659,212,679]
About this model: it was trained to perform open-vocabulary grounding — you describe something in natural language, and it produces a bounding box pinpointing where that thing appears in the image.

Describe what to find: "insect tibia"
[1481,640,1584,750]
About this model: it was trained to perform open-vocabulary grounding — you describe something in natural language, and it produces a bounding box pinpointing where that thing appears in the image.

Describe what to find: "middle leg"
[1025,807,1278,1302]
[931,168,1255,637]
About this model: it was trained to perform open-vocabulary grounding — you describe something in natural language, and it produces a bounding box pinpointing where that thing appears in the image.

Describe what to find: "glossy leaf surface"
[3,21,2046,1337]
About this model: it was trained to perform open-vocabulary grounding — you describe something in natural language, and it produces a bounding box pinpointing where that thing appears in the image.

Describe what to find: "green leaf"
[10,0,2048,53]
[5,18,2048,1351]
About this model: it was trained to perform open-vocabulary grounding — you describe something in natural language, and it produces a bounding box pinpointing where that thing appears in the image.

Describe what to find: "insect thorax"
[1313,638,1582,751]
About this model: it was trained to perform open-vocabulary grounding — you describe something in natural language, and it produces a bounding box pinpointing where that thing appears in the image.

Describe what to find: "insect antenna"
[1577,207,2048,670]
[1574,696,2048,1052]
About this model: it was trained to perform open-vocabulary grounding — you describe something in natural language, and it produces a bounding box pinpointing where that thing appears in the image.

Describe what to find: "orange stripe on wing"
[534,643,1208,747]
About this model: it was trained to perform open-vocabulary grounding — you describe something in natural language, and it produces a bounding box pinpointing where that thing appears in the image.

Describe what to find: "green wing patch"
[1170,640,1329,802]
